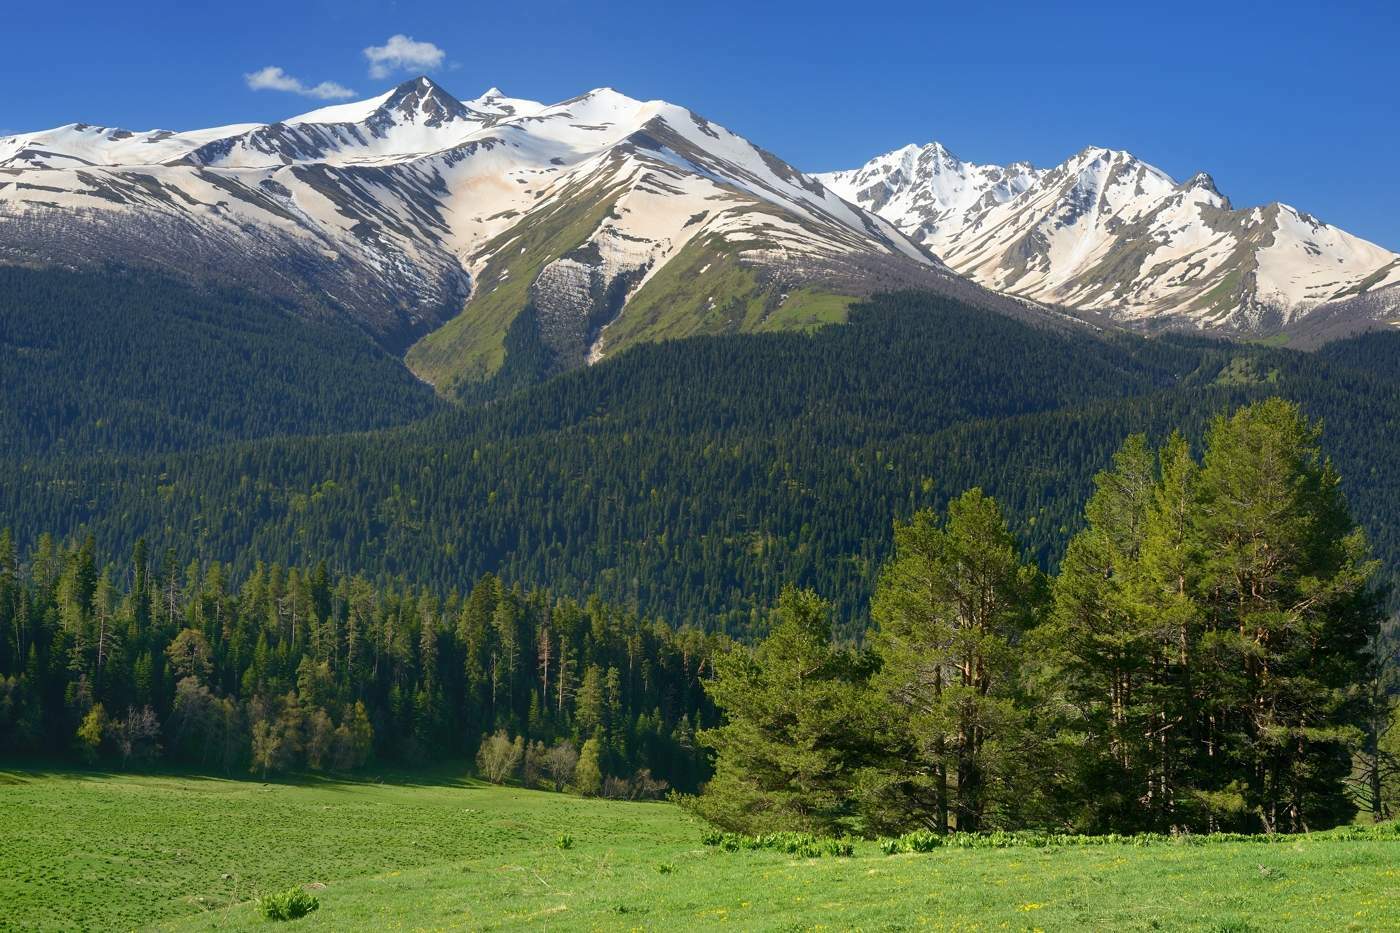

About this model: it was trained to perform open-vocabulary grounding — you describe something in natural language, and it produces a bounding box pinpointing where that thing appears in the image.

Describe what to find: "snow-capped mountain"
[819,143,1400,334]
[0,78,1006,394]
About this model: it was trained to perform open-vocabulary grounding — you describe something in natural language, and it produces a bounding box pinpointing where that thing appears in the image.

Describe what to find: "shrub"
[556,833,574,850]
[601,775,632,799]
[700,830,854,858]
[476,730,524,784]
[823,839,855,858]
[900,830,943,853]
[543,740,579,792]
[257,887,319,921]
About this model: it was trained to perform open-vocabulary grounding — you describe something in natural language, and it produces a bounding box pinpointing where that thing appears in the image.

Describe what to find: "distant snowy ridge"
[5,78,1389,382]
[0,78,999,388]
[818,142,1400,334]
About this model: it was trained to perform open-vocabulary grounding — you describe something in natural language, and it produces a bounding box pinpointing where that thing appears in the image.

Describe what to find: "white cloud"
[363,34,445,79]
[244,66,356,100]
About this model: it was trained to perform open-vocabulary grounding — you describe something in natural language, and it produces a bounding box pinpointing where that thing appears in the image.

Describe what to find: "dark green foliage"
[257,888,319,921]
[4,294,1399,639]
[0,532,717,789]
[688,587,879,834]
[1316,329,1400,381]
[867,490,1047,833]
[695,401,1385,837]
[1041,401,1383,834]
[10,294,1400,636]
[0,265,441,458]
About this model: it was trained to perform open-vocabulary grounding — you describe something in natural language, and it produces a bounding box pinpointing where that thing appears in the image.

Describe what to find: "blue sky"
[5,0,1397,248]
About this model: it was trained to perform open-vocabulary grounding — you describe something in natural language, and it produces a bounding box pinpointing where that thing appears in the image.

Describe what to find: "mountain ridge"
[818,141,1400,336]
[5,77,1397,388]
[2,77,1018,397]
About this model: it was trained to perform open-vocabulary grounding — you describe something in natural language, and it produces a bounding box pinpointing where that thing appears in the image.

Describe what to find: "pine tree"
[692,587,876,834]
[1191,399,1381,832]
[868,489,1043,832]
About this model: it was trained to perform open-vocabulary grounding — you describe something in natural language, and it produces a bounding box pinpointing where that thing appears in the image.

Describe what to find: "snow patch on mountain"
[820,141,1400,333]
[0,77,962,370]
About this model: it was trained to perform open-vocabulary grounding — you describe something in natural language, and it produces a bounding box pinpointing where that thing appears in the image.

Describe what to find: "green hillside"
[3,769,1397,932]
[0,266,442,459]
[5,292,1400,634]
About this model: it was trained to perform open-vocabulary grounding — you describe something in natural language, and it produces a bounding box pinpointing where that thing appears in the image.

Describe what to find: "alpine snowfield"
[5,77,1396,387]
[0,78,996,394]
[819,142,1400,335]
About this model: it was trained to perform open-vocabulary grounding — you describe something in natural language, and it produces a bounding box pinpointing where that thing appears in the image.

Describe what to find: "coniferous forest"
[0,531,717,794]
[3,272,1399,835]
[4,281,1400,636]
[693,400,1393,836]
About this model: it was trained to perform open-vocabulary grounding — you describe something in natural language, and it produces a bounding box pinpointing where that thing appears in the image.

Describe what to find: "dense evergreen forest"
[1316,329,1400,381]
[4,400,1395,836]
[694,401,1398,836]
[4,292,1399,636]
[0,266,442,458]
[0,529,718,793]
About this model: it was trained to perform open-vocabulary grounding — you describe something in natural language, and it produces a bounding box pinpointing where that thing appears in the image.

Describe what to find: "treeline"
[691,400,1396,836]
[8,295,1400,636]
[0,535,719,791]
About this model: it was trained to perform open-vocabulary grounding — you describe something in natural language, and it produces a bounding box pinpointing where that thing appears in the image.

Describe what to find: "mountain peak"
[1181,170,1225,197]
[1073,144,1134,164]
[375,76,470,128]
[1178,171,1229,209]
[385,76,463,108]
[921,140,961,161]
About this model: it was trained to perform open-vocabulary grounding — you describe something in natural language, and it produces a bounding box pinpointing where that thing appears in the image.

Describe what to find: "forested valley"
[3,398,1397,836]
[4,285,1400,636]
[3,279,1399,836]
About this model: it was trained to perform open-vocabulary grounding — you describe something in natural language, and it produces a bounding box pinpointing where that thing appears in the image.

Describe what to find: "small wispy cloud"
[244,66,356,100]
[363,35,445,79]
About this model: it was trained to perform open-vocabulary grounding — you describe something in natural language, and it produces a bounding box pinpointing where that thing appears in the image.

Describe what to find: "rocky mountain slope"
[1,78,1011,396]
[819,143,1400,336]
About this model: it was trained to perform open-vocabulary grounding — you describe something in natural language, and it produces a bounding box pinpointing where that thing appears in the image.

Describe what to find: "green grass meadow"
[2,767,1398,931]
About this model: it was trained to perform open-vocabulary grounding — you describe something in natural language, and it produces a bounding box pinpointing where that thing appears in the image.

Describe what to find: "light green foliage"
[878,821,1400,853]
[573,737,603,796]
[3,769,1399,931]
[257,888,319,921]
[700,830,856,858]
[475,729,523,784]
[405,183,627,394]
[604,235,853,354]
[74,703,107,761]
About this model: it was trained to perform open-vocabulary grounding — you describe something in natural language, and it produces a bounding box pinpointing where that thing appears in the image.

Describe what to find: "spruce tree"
[691,587,876,834]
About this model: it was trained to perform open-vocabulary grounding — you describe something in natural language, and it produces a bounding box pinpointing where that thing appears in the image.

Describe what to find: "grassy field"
[2,767,1398,931]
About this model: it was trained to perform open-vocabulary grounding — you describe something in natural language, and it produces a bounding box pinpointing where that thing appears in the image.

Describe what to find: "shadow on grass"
[0,756,485,792]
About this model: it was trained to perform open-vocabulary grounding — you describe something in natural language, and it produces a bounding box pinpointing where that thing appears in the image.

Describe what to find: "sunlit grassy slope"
[2,767,1397,931]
